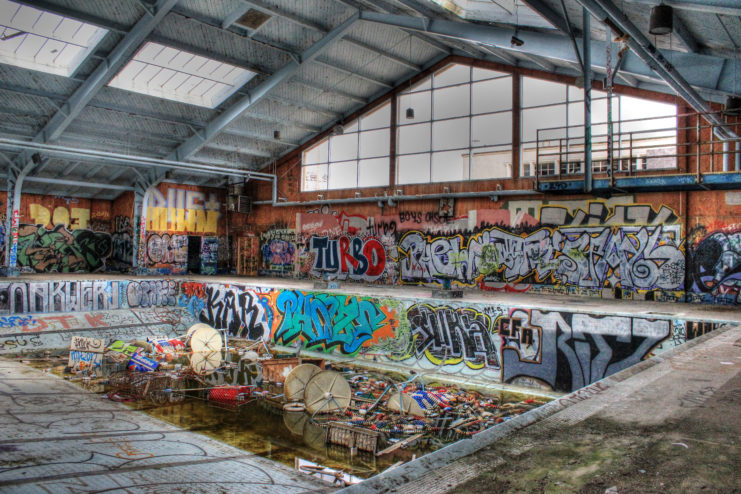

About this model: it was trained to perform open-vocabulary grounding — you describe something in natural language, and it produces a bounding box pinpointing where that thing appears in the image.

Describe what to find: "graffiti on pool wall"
[689,230,741,303]
[125,280,177,308]
[274,291,396,354]
[0,281,121,313]
[501,309,671,391]
[16,224,111,272]
[406,303,500,369]
[199,284,272,340]
[310,235,386,281]
[398,223,683,293]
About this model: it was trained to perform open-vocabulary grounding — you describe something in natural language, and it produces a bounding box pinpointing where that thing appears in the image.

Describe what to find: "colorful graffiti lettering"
[201,237,218,275]
[310,235,386,281]
[406,303,499,369]
[110,216,133,269]
[147,187,221,233]
[398,223,684,293]
[16,224,111,273]
[126,280,177,308]
[145,233,187,272]
[274,291,395,354]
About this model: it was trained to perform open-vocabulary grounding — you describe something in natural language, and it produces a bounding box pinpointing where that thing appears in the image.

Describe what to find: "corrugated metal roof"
[0,0,738,195]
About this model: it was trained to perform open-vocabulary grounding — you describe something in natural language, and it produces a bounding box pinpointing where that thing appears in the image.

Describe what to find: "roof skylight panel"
[108,41,256,108]
[0,0,108,77]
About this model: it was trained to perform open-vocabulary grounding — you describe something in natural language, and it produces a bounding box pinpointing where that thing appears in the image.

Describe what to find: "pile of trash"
[62,324,548,470]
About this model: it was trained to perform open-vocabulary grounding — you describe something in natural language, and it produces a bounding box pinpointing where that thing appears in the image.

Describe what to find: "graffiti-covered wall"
[257,197,687,302]
[0,278,724,392]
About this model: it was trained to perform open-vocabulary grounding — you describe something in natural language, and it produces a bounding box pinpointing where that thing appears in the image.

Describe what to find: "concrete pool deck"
[339,323,741,493]
[0,359,330,494]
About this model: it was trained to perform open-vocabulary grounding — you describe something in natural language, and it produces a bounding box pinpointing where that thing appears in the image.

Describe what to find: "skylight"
[108,42,257,108]
[0,0,108,77]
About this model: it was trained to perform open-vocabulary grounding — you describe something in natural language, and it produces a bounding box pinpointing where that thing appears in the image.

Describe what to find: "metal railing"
[531,110,741,187]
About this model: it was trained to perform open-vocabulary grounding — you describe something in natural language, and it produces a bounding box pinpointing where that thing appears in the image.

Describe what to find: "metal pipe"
[583,9,593,192]
[736,142,741,171]
[723,141,730,172]
[0,137,276,181]
[254,189,540,207]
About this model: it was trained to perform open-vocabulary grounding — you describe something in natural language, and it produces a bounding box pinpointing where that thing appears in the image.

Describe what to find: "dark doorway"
[187,236,201,274]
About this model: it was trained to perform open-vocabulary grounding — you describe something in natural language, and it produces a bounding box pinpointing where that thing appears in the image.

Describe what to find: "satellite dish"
[385,392,425,416]
[284,364,322,402]
[303,370,351,414]
[189,325,223,353]
[190,352,221,375]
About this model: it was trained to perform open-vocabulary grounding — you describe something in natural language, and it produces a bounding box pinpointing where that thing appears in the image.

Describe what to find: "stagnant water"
[26,357,550,480]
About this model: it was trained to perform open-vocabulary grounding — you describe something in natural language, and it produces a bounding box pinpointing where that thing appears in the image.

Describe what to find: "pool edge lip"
[335,323,736,494]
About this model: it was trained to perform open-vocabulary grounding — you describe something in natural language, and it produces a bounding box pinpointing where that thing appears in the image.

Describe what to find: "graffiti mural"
[110,216,133,270]
[16,224,111,273]
[144,233,187,273]
[274,291,396,354]
[398,215,683,296]
[201,237,218,275]
[309,235,386,281]
[125,280,177,308]
[260,228,296,276]
[406,303,499,369]
[501,309,671,391]
[689,230,741,304]
[199,284,272,340]
[147,187,221,234]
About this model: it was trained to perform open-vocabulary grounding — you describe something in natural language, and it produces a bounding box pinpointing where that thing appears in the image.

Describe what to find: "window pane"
[302,164,327,191]
[410,76,432,92]
[304,140,328,164]
[432,118,469,151]
[522,105,566,142]
[471,146,512,179]
[328,160,357,189]
[397,153,430,184]
[522,77,567,107]
[361,102,390,130]
[472,113,512,146]
[432,150,469,182]
[472,77,512,114]
[398,123,431,154]
[358,158,389,187]
[433,84,469,119]
[473,67,509,81]
[343,120,359,133]
[398,90,431,124]
[433,64,470,88]
[360,129,390,158]
[329,133,358,162]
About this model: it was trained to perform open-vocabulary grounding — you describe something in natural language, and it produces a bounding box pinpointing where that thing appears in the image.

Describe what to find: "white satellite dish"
[188,324,223,353]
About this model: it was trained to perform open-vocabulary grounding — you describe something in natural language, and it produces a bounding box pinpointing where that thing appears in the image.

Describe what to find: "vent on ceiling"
[235,9,272,30]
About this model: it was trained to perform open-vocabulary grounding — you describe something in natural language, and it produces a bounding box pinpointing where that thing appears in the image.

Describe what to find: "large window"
[302,103,391,191]
[521,76,677,175]
[396,64,513,184]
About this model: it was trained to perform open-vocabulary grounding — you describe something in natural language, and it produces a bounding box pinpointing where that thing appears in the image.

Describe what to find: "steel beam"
[166,12,360,163]
[576,0,737,138]
[25,176,135,191]
[672,14,700,53]
[356,11,740,98]
[32,0,179,145]
[624,0,741,16]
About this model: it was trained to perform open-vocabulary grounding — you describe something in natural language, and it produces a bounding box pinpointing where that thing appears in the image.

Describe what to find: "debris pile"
[55,323,548,484]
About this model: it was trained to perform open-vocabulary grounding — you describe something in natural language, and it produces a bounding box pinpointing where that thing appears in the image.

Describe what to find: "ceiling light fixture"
[649,4,673,35]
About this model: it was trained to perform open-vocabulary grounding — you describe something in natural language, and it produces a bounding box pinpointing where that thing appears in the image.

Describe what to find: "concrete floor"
[339,324,741,493]
[10,273,741,325]
[0,359,329,494]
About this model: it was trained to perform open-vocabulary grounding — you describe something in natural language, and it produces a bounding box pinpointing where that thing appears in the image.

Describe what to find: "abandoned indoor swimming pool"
[0,275,738,491]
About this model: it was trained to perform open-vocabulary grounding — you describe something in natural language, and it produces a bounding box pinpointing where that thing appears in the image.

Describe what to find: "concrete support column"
[131,190,144,270]
[583,9,593,192]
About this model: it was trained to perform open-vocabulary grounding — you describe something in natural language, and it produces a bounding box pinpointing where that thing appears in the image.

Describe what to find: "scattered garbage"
[48,322,549,484]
